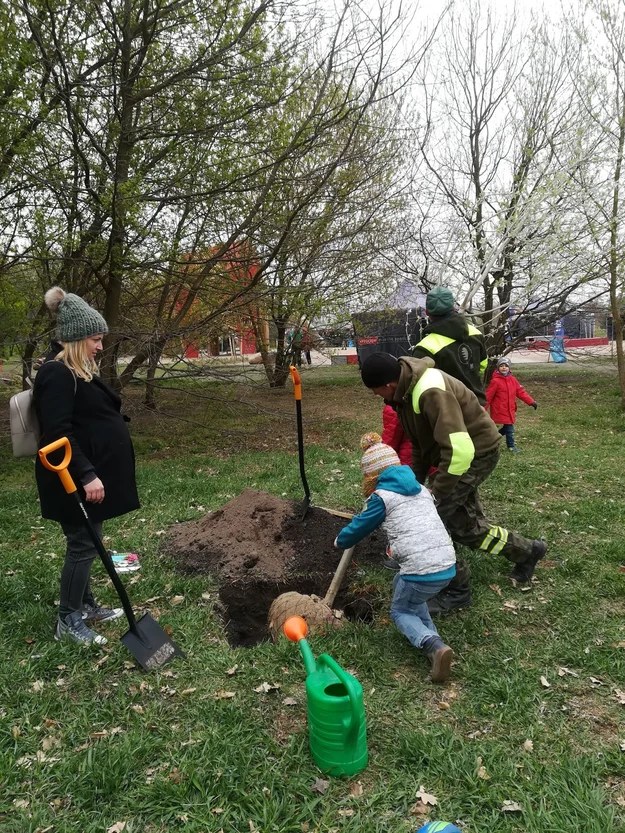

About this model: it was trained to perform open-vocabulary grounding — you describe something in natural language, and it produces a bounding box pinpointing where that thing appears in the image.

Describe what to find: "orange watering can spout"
[284,616,316,675]
[284,615,308,642]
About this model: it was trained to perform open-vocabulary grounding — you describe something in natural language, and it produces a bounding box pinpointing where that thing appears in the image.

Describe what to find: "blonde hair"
[55,339,100,381]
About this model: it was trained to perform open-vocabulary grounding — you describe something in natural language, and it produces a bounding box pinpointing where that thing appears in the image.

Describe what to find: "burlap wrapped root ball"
[268,591,344,640]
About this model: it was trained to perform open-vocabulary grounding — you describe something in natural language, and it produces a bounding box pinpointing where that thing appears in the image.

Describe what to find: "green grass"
[1,362,625,832]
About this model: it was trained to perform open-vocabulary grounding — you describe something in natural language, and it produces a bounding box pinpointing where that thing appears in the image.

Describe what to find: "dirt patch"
[162,488,386,645]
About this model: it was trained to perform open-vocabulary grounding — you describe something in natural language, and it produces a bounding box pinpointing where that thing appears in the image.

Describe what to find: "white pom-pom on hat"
[44,286,66,313]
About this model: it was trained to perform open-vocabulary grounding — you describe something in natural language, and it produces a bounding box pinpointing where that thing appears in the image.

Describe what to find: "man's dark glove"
[531,402,538,410]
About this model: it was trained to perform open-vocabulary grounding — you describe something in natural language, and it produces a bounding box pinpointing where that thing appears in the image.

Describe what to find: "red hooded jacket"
[381,403,413,466]
[486,370,536,424]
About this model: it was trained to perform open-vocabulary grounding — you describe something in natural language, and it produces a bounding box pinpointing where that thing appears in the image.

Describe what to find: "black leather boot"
[510,539,547,583]
[427,585,472,615]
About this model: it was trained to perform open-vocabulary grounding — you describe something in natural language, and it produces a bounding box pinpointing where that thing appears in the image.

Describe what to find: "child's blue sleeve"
[336,494,386,548]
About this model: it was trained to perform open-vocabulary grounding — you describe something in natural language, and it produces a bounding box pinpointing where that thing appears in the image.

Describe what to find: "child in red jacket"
[486,358,537,453]
[381,403,413,465]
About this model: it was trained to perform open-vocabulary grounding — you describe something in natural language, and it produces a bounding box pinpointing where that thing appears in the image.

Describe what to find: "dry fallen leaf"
[489,583,503,596]
[476,757,490,780]
[311,777,330,794]
[226,665,239,676]
[557,667,579,678]
[41,735,61,751]
[253,682,281,694]
[32,680,44,692]
[213,690,236,700]
[501,800,522,812]
[614,689,625,705]
[540,676,551,688]
[522,739,534,753]
[181,688,197,696]
[416,785,438,806]
[170,595,185,605]
[338,809,354,817]
[502,600,519,614]
[106,823,127,833]
[282,697,298,706]
[349,782,364,797]
[409,802,430,818]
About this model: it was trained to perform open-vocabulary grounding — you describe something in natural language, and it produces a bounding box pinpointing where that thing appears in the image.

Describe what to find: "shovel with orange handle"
[289,364,311,519]
[39,437,185,671]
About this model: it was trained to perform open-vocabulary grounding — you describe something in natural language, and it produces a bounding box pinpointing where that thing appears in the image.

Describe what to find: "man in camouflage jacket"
[360,352,547,612]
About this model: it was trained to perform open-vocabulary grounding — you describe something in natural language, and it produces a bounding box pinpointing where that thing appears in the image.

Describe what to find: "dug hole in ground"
[162,488,386,646]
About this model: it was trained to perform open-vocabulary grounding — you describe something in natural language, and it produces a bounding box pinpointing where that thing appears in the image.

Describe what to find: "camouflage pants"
[433,447,535,589]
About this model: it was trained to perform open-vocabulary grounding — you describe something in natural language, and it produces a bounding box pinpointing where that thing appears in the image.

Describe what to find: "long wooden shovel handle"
[323,546,355,608]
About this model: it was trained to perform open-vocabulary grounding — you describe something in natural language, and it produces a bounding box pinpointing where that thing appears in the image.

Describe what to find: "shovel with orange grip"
[39,437,184,671]
[289,365,311,519]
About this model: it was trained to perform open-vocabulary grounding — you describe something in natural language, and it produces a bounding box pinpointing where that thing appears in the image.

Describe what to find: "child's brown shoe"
[429,645,453,683]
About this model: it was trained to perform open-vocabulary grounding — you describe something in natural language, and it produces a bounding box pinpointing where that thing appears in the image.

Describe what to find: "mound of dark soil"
[162,488,386,645]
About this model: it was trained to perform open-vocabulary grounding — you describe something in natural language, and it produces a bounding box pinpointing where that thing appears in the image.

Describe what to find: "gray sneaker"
[55,610,107,645]
[82,603,124,623]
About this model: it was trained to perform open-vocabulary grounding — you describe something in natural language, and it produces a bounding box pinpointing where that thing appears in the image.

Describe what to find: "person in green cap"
[33,286,140,646]
[413,286,488,405]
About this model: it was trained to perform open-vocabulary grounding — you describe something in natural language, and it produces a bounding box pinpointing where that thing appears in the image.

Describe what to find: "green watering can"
[284,616,368,777]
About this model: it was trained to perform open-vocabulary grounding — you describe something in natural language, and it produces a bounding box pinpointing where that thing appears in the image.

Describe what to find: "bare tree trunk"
[609,82,625,408]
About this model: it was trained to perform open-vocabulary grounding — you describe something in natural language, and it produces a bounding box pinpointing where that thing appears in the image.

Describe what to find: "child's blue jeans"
[390,574,451,650]
[498,423,515,448]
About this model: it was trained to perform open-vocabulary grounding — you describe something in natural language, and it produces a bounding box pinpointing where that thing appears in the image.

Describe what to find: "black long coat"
[33,355,140,524]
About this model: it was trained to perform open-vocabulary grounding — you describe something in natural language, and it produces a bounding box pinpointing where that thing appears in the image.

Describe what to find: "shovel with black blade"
[39,437,185,671]
[289,365,311,519]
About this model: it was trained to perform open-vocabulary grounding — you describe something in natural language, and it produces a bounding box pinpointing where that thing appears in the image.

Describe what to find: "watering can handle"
[317,653,360,738]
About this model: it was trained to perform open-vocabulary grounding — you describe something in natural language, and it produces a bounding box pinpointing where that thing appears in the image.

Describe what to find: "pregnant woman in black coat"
[34,287,140,645]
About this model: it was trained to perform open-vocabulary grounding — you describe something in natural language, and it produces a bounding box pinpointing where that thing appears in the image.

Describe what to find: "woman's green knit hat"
[44,286,108,342]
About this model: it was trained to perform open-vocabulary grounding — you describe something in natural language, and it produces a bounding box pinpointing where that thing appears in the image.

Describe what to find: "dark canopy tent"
[352,282,427,364]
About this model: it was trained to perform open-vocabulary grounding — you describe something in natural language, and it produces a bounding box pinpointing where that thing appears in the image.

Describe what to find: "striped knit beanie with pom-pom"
[45,286,108,342]
[360,431,401,496]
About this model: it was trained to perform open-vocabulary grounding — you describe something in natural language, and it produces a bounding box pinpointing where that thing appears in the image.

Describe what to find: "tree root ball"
[267,591,343,640]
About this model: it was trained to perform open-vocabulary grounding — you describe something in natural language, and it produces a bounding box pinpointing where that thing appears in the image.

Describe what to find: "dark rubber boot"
[427,585,472,615]
[511,539,547,583]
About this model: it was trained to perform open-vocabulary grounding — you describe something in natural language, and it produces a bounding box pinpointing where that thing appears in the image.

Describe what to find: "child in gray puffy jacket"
[334,432,456,683]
